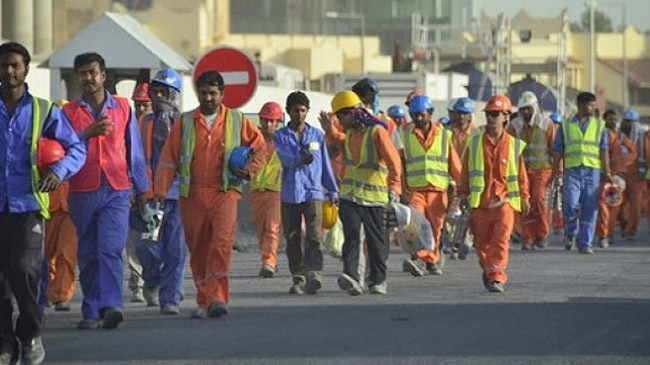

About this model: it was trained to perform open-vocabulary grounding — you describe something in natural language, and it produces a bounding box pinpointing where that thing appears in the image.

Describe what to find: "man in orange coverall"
[154,71,266,319]
[250,101,283,278]
[619,109,646,241]
[596,110,634,247]
[44,183,77,311]
[459,95,530,293]
[400,95,461,277]
[506,92,557,250]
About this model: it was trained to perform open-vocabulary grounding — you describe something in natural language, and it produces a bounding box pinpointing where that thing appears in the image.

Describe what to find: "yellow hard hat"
[322,201,339,229]
[331,91,362,113]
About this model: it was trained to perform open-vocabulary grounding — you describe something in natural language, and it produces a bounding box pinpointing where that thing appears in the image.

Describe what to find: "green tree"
[573,8,614,32]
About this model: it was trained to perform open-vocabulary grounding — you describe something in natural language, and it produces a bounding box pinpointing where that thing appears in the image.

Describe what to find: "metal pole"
[360,14,365,74]
[622,3,628,107]
[590,0,596,93]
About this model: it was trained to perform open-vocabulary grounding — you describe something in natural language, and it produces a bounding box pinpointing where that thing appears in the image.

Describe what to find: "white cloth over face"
[511,101,549,137]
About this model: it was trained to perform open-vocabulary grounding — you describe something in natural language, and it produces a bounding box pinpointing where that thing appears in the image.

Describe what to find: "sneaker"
[143,287,159,307]
[207,301,228,318]
[101,307,124,329]
[578,246,594,254]
[337,273,363,296]
[402,259,425,277]
[598,237,610,248]
[190,308,208,319]
[130,288,145,303]
[20,337,44,365]
[304,271,323,295]
[160,305,180,315]
[289,276,305,295]
[521,243,533,251]
[53,301,70,312]
[369,281,387,295]
[0,343,18,365]
[534,238,548,250]
[77,319,102,330]
[564,236,576,250]
[457,244,470,260]
[426,263,443,276]
[258,264,275,278]
[487,281,505,293]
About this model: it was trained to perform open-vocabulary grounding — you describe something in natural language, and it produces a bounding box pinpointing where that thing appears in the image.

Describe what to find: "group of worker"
[2,38,650,365]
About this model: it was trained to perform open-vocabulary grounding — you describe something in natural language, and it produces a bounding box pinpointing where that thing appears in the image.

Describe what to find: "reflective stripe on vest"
[563,117,604,169]
[178,109,242,197]
[467,133,525,212]
[250,150,282,191]
[30,96,54,219]
[340,126,389,204]
[518,125,551,169]
[401,125,451,189]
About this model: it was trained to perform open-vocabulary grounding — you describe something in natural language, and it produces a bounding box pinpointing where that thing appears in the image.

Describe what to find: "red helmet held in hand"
[37,138,65,169]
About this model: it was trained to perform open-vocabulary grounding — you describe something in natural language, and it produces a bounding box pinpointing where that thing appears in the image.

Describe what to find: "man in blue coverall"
[0,42,86,365]
[552,92,611,254]
[133,69,187,315]
[62,52,149,330]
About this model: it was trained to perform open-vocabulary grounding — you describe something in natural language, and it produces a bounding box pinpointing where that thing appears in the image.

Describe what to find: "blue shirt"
[553,115,609,153]
[274,123,338,204]
[77,91,149,195]
[0,88,86,213]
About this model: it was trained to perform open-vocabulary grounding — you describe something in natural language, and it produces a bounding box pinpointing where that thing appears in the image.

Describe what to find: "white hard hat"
[517,91,538,108]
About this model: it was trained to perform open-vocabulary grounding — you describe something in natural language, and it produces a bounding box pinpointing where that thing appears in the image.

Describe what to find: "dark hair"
[195,71,224,92]
[286,91,310,110]
[74,52,106,71]
[0,42,31,67]
[577,92,596,105]
[603,109,617,119]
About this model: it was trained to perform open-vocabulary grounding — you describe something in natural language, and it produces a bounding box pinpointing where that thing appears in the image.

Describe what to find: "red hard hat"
[37,138,65,169]
[483,94,513,113]
[132,83,151,102]
[258,101,283,120]
[405,89,425,106]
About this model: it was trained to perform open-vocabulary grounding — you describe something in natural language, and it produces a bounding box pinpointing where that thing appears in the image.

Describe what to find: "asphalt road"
[41,223,650,365]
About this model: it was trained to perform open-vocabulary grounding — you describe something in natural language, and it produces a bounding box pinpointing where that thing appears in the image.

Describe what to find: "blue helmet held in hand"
[228,146,253,179]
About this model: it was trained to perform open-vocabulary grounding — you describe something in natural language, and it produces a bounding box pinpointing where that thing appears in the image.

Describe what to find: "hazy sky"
[483,0,650,32]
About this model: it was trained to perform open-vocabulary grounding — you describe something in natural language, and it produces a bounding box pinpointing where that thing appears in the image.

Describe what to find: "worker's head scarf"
[511,101,549,136]
[150,82,182,144]
[354,106,388,130]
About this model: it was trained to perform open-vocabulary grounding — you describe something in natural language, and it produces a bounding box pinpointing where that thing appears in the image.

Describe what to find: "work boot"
[190,308,208,319]
[258,264,275,278]
[144,287,159,307]
[289,276,305,295]
[578,246,594,255]
[53,301,70,312]
[20,337,44,365]
[337,273,363,296]
[457,243,470,260]
[101,307,124,329]
[487,281,505,293]
[402,258,425,277]
[130,288,145,303]
[564,236,576,250]
[207,301,228,318]
[535,238,548,250]
[304,271,323,295]
[369,281,387,295]
[160,305,180,315]
[598,237,610,248]
[77,319,102,330]
[426,262,443,276]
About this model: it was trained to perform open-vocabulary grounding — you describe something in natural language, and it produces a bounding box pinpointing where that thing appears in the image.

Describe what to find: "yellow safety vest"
[340,126,389,204]
[467,132,526,212]
[562,117,604,169]
[30,96,54,219]
[179,108,243,197]
[518,125,551,170]
[401,124,451,190]
[250,150,281,192]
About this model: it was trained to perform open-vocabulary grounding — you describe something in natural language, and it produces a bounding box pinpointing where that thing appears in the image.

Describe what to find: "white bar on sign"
[221,71,249,85]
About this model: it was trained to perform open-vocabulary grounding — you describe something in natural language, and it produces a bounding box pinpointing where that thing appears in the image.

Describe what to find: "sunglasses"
[485,111,502,118]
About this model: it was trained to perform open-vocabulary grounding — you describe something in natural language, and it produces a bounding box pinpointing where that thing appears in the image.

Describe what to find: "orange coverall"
[506,123,556,246]
[459,133,530,284]
[45,182,78,303]
[155,106,266,309]
[250,142,281,270]
[622,135,647,238]
[402,123,462,264]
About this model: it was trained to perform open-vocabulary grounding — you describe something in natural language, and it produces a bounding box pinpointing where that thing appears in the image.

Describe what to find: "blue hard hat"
[549,112,562,123]
[452,97,475,113]
[387,105,406,119]
[622,108,640,122]
[409,95,434,114]
[352,77,379,96]
[438,116,450,126]
[228,146,253,178]
[151,69,182,92]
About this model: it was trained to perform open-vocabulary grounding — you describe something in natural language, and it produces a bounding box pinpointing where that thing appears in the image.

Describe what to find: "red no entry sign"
[193,46,258,109]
